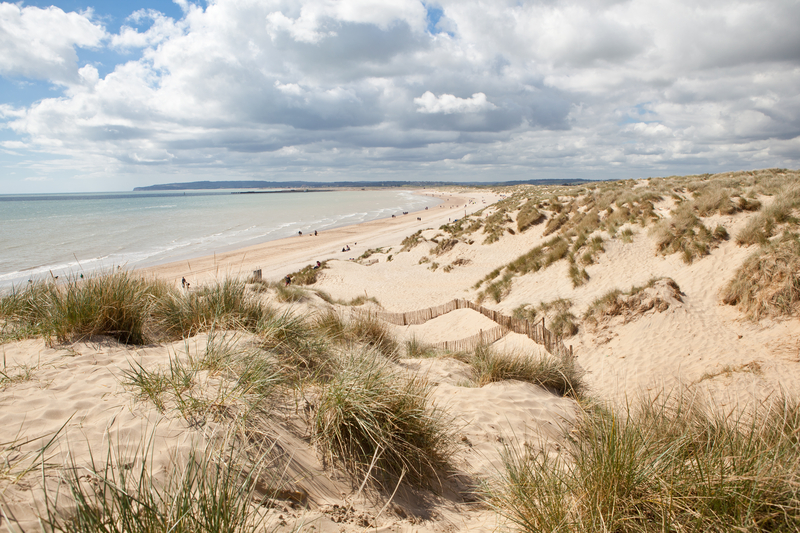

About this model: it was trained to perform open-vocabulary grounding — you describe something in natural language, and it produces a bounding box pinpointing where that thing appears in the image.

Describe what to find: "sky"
[1,0,799,193]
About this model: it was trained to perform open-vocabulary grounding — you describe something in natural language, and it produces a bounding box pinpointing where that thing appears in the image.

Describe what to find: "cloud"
[414,91,496,114]
[0,4,106,84]
[1,0,799,191]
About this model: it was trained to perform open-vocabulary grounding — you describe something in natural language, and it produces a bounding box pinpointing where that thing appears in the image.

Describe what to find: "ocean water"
[0,189,440,289]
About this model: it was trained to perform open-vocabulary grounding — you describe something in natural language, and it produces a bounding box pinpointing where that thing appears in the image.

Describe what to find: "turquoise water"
[0,189,440,289]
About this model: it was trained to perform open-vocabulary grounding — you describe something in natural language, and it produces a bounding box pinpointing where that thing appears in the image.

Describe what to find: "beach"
[3,171,800,532]
[144,189,493,290]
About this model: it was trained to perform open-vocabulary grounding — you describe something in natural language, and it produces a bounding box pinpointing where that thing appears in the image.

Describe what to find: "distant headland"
[133,178,592,191]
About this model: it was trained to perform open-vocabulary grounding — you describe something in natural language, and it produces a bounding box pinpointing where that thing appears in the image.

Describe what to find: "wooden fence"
[357,298,573,359]
[429,326,508,353]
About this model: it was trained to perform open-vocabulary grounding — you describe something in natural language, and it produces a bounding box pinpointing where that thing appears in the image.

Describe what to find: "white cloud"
[414,91,496,114]
[1,0,800,191]
[111,10,185,50]
[0,4,105,84]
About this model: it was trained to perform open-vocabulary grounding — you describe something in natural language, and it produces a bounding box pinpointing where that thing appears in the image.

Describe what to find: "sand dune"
[3,172,800,531]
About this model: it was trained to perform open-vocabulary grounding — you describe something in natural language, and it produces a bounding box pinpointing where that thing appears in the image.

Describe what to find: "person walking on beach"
[181,277,186,288]
[285,275,292,286]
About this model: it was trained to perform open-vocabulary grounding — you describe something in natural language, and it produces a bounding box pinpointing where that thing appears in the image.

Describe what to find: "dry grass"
[652,206,723,263]
[313,348,454,487]
[516,201,545,232]
[490,393,800,532]
[722,235,800,319]
[584,278,682,325]
[286,261,328,285]
[464,344,583,397]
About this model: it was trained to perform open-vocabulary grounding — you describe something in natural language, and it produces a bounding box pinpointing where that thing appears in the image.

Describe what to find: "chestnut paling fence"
[357,298,573,358]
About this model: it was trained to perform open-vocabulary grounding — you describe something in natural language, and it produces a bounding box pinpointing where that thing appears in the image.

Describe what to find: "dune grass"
[516,201,545,232]
[0,273,278,345]
[490,393,800,533]
[123,330,283,421]
[722,235,800,319]
[404,335,436,358]
[0,272,170,345]
[539,298,579,337]
[156,278,268,338]
[313,348,454,487]
[583,277,682,325]
[41,433,278,533]
[462,344,583,397]
[652,206,724,263]
[285,261,328,285]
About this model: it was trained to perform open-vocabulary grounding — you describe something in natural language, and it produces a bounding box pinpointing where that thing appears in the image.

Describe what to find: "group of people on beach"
[181,277,190,290]
[298,230,319,236]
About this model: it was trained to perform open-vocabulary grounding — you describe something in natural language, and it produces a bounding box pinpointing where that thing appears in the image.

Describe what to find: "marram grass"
[313,348,454,487]
[489,393,800,533]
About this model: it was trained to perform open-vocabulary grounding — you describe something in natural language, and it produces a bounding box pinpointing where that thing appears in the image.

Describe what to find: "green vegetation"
[539,298,579,337]
[465,169,800,302]
[313,289,380,307]
[516,200,545,232]
[285,260,328,285]
[490,393,800,532]
[42,434,277,533]
[509,299,578,337]
[652,206,726,263]
[583,278,682,325]
[314,348,453,487]
[0,271,170,345]
[456,344,583,397]
[400,229,426,251]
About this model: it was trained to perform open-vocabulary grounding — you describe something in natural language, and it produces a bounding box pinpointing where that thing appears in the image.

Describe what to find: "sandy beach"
[3,171,800,532]
[144,189,495,287]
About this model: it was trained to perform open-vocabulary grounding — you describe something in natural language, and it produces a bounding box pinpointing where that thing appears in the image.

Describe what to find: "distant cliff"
[133,179,592,191]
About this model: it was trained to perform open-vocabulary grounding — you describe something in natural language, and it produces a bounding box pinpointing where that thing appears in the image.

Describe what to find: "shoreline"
[0,188,445,291]
[144,189,496,286]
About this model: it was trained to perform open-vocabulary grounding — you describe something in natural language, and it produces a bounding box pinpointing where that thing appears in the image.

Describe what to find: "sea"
[0,189,441,290]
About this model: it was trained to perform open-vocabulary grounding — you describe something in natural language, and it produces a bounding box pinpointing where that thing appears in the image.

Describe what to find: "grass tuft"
[490,393,800,532]
[42,433,278,533]
[313,348,453,487]
[722,235,800,319]
[466,344,583,397]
